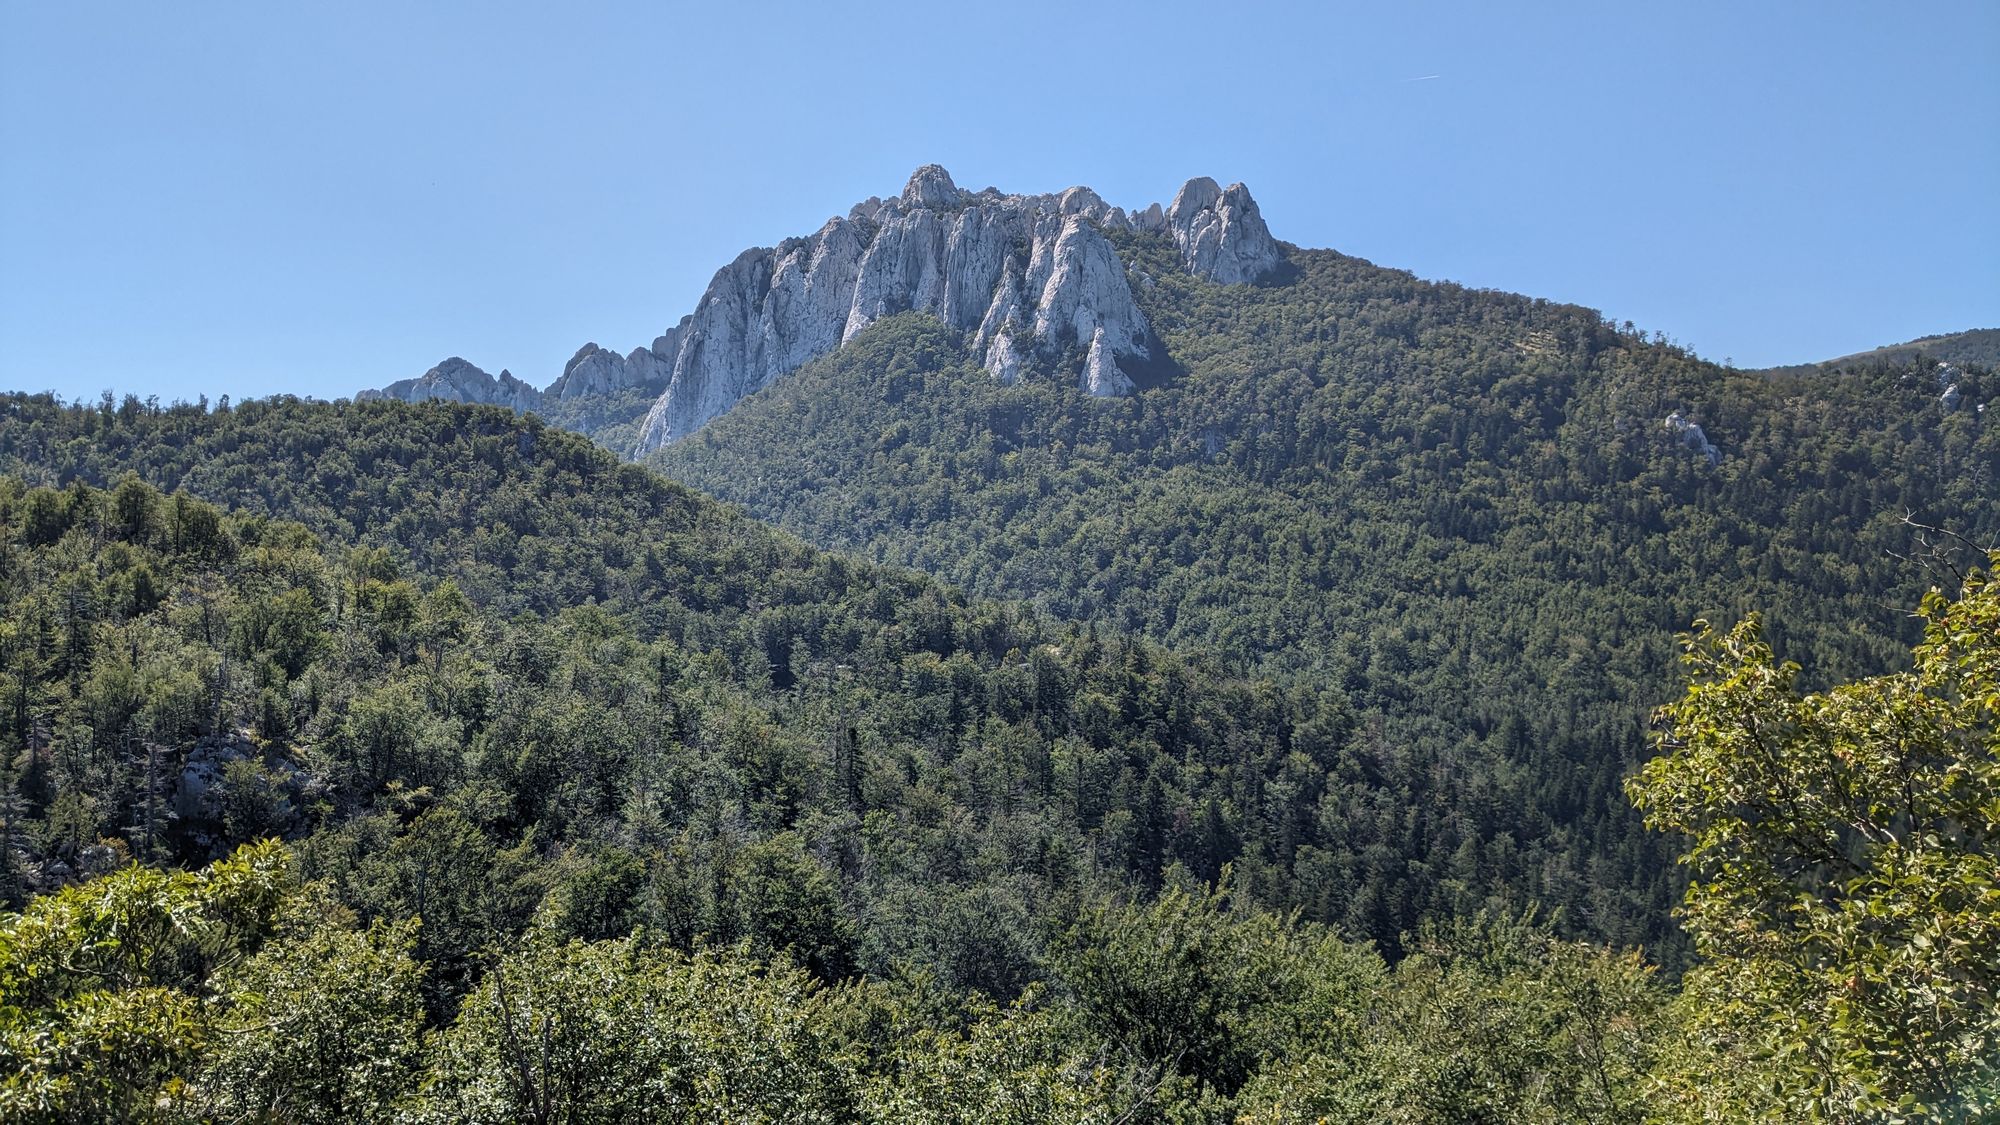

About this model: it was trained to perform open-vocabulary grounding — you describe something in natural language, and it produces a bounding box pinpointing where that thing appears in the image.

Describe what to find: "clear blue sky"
[3,1,1995,404]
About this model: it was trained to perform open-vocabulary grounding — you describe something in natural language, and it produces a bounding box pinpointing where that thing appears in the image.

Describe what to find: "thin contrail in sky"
[1405,74,1441,82]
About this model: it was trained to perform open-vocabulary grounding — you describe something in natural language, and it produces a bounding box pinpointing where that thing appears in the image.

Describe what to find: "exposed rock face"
[359,357,541,411]
[902,163,963,210]
[548,345,624,400]
[631,166,1280,450]
[172,733,306,855]
[359,166,1287,450]
[1664,412,1721,465]
[1028,216,1150,397]
[1167,177,1281,285]
[546,331,680,402]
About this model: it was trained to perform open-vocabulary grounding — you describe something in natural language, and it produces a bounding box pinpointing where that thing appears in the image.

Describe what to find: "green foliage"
[654,247,2000,959]
[854,986,1115,1125]
[1631,557,2000,1120]
[1238,912,1669,1124]
[1049,879,1380,1105]
[0,839,290,1008]
[0,438,1362,995]
[0,834,1699,1123]
[198,890,424,1124]
[0,335,1987,1118]
[738,832,859,981]
[0,841,291,1121]
[410,932,858,1124]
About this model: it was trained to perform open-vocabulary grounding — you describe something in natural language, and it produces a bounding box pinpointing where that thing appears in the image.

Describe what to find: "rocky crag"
[357,167,1284,452]
[357,357,542,411]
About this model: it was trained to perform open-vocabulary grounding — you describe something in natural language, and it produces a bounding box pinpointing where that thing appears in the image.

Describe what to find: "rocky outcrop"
[359,357,541,411]
[359,166,1288,451]
[631,166,1279,450]
[1167,177,1281,285]
[548,345,624,400]
[172,733,307,855]
[546,330,681,402]
[1664,412,1721,465]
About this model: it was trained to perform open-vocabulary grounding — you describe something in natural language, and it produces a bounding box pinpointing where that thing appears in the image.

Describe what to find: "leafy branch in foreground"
[1630,554,2000,1121]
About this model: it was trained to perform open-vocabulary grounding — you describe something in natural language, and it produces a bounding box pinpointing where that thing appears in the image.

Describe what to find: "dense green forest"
[0,398,1379,963]
[0,254,1991,1121]
[0,393,1698,961]
[0,457,1988,1117]
[1769,327,2000,373]
[653,240,1999,962]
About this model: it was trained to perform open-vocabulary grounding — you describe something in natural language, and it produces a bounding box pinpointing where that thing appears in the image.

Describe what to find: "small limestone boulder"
[1664,412,1721,465]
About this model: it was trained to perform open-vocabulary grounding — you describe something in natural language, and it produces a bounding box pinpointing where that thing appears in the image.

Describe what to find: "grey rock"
[1664,412,1721,465]
[172,733,305,851]
[634,173,1176,449]
[548,344,629,400]
[1167,177,1281,285]
[1082,327,1133,396]
[1941,384,1962,411]
[902,164,966,210]
[370,166,1289,450]
[1058,186,1111,222]
[1026,215,1153,396]
[984,328,1027,384]
[359,357,542,411]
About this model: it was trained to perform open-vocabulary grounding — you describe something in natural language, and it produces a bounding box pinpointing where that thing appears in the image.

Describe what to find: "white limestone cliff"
[632,166,1281,450]
[546,328,681,402]
[1167,177,1281,286]
[359,166,1288,451]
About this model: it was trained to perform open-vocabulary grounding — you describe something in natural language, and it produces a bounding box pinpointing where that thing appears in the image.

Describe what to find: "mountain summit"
[357,167,1284,450]
[357,356,539,410]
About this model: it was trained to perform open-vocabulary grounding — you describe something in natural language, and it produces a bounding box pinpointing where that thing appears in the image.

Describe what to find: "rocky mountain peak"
[901,164,964,209]
[624,166,1289,451]
[431,356,484,381]
[565,343,611,375]
[1169,176,1224,218]
[359,356,542,412]
[360,165,1292,452]
[546,337,675,402]
[1168,177,1280,285]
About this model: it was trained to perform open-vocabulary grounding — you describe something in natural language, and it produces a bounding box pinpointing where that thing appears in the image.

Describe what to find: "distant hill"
[1761,327,2000,375]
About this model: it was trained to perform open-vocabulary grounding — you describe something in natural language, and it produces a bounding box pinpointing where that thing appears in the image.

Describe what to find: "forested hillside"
[0,385,1990,1118]
[659,241,1995,685]
[0,401,1692,1121]
[654,238,1999,962]
[0,397,1379,954]
[0,392,1732,958]
[0,449,1987,1116]
[1791,327,2000,372]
